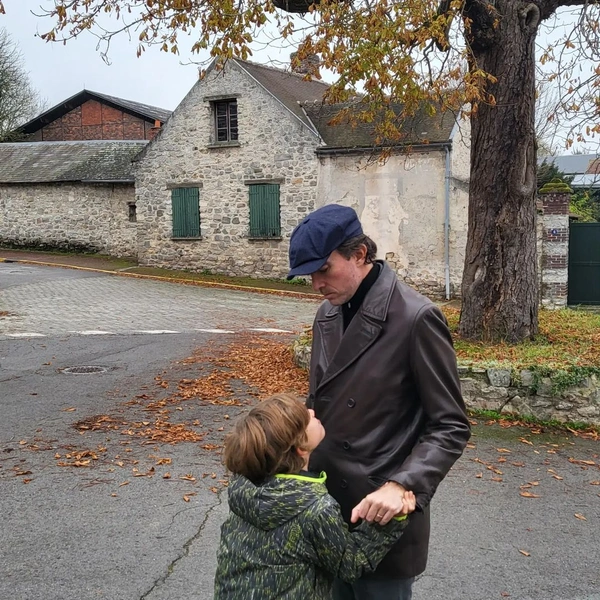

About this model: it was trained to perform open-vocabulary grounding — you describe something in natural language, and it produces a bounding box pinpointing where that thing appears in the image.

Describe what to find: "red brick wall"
[38,100,158,141]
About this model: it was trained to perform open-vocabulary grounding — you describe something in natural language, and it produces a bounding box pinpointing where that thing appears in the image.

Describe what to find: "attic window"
[214,99,238,142]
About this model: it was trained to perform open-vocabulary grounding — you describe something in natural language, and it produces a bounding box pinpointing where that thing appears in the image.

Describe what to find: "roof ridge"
[89,90,173,114]
[0,140,149,147]
[233,58,330,89]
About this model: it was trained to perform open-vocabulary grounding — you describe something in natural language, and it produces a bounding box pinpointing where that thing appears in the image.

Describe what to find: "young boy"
[214,393,416,599]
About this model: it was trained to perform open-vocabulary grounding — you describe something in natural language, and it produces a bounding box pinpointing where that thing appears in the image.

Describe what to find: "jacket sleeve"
[303,496,408,583]
[390,304,471,508]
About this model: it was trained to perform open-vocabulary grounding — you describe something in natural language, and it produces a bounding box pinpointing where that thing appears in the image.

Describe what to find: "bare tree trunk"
[459,0,540,342]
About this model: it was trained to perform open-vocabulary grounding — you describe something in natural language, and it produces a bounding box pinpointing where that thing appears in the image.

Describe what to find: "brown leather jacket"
[307,261,470,579]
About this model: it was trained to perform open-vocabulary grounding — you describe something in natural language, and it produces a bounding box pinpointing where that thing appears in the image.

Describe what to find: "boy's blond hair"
[224,393,309,483]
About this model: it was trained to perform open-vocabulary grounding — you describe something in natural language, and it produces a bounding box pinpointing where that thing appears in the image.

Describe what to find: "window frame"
[213,99,238,144]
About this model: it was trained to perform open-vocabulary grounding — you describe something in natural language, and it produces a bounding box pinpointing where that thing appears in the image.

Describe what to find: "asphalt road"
[1,263,599,600]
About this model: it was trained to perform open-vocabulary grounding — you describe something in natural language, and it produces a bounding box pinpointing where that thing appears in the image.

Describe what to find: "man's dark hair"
[337,234,377,264]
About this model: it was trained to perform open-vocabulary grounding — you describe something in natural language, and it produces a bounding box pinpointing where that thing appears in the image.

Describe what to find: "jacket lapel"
[314,262,397,393]
[316,311,382,392]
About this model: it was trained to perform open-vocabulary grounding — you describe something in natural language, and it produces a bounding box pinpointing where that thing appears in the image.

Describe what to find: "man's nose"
[311,273,323,292]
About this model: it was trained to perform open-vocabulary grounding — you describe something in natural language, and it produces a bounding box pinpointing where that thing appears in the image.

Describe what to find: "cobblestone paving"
[0,264,318,338]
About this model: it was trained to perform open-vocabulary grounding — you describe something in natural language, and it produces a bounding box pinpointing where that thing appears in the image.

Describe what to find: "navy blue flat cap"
[287,204,363,279]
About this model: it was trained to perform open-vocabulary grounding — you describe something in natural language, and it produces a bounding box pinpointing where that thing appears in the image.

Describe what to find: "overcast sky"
[2,2,598,155]
[1,1,297,112]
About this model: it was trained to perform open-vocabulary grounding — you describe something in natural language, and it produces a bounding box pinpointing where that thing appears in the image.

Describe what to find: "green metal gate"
[568,222,600,305]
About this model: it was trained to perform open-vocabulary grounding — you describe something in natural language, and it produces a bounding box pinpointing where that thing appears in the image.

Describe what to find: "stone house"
[133,59,329,278]
[0,91,172,257]
[134,59,471,297]
[0,140,146,257]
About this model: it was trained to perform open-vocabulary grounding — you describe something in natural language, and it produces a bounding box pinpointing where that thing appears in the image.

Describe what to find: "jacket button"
[347,398,356,408]
[340,479,348,488]
[343,441,351,451]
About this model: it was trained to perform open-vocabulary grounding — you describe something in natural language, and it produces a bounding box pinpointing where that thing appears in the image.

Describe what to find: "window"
[128,203,137,223]
[171,187,200,238]
[214,100,238,142]
[248,184,281,239]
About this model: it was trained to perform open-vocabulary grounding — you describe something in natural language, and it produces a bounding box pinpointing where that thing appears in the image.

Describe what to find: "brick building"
[17,90,172,142]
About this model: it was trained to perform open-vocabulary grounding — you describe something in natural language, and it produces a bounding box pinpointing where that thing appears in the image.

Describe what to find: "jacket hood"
[227,472,328,531]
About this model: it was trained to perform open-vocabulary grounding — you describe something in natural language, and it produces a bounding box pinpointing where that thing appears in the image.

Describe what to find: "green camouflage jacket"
[214,471,408,600]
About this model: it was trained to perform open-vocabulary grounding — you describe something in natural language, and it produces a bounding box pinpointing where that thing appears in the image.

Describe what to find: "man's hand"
[350,482,416,526]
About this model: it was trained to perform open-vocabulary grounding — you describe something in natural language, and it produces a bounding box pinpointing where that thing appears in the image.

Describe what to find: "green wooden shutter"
[171,188,200,238]
[249,184,281,238]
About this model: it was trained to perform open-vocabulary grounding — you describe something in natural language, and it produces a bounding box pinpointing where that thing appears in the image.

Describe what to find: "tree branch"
[540,0,591,21]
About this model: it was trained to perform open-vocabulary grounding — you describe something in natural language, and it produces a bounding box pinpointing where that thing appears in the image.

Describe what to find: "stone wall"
[460,366,599,426]
[292,342,600,426]
[0,182,137,257]
[134,62,320,278]
[315,118,471,299]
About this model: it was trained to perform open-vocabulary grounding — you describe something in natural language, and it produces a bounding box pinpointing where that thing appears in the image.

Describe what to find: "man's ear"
[354,244,368,266]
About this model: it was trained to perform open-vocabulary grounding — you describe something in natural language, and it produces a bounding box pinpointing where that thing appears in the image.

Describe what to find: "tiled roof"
[302,102,457,150]
[0,141,147,184]
[89,91,172,123]
[233,60,329,130]
[539,154,600,176]
[18,90,172,134]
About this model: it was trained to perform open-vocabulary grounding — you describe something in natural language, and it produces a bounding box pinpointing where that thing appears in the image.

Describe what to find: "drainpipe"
[444,145,452,300]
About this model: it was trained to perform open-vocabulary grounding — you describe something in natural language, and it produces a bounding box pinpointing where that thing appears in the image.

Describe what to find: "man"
[287,204,471,600]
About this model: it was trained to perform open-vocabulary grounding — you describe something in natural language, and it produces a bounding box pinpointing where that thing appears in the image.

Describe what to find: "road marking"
[134,330,181,334]
[2,328,299,339]
[6,332,46,338]
[195,328,235,334]
[71,330,115,335]
[248,328,293,333]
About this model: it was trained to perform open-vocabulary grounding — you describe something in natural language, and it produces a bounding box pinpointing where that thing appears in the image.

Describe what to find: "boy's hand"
[350,483,416,526]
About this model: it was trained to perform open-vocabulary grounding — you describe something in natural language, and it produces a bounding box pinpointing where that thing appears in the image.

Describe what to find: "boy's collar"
[275,471,327,484]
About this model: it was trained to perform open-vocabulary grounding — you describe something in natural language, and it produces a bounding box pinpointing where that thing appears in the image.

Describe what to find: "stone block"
[487,368,511,387]
[520,370,535,387]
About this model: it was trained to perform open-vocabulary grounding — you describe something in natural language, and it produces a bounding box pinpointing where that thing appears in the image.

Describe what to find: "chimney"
[290,52,321,78]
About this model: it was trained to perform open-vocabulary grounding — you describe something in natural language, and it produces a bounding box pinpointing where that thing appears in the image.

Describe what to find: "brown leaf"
[180,474,196,482]
[519,438,534,446]
[590,481,600,486]
[119,481,130,487]
[209,486,219,493]
[574,513,587,521]
[163,472,171,479]
[568,458,596,466]
[511,461,525,467]
[22,478,33,484]
[520,491,540,498]
[491,477,503,482]
[552,475,564,481]
[155,458,172,465]
[519,549,531,557]
[62,407,77,412]
[497,448,511,453]
[466,442,476,449]
[475,473,483,478]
